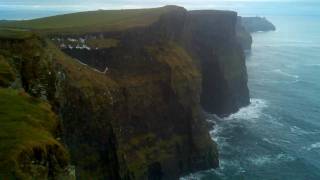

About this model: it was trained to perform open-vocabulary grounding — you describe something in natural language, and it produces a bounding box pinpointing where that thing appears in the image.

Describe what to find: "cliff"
[0,33,74,179]
[240,16,276,33]
[236,16,275,50]
[236,17,253,50]
[0,5,250,179]
[181,10,250,116]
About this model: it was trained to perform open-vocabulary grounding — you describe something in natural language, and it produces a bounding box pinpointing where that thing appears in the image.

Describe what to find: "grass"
[0,56,15,87]
[0,28,33,40]
[0,32,116,178]
[87,38,119,49]
[0,6,183,34]
[119,133,183,179]
[0,88,68,179]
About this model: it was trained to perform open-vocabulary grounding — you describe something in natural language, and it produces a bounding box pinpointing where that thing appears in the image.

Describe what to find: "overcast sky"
[0,0,315,10]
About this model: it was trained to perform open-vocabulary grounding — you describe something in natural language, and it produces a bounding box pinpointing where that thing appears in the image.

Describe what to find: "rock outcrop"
[240,16,276,33]
[236,16,275,50]
[0,5,250,179]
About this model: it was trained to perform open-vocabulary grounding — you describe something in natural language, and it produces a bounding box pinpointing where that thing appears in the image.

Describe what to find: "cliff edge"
[0,6,250,179]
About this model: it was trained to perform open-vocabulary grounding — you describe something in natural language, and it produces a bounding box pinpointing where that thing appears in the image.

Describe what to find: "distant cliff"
[241,17,276,33]
[236,16,275,50]
[0,5,250,180]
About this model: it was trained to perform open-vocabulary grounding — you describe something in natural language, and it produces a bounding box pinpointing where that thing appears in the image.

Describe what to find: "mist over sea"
[2,1,320,179]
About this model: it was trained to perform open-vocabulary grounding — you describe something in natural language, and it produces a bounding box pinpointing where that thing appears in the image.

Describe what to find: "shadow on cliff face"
[181,10,250,116]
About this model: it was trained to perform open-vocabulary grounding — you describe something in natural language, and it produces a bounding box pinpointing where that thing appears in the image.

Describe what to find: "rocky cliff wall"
[181,10,250,116]
[0,6,250,180]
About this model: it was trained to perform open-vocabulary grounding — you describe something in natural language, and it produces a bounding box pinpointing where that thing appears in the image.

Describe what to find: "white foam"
[304,142,320,151]
[273,69,299,79]
[248,153,294,166]
[248,155,274,166]
[224,99,268,121]
[179,175,199,180]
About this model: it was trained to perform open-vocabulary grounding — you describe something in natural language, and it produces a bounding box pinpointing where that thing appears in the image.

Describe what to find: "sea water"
[183,1,320,180]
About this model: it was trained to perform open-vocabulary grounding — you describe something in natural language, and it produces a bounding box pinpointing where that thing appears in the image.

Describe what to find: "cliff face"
[181,11,250,116]
[0,35,74,179]
[236,17,253,50]
[0,6,250,180]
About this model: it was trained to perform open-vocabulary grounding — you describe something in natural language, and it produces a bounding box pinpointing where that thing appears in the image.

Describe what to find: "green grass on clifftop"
[0,28,33,40]
[0,6,183,34]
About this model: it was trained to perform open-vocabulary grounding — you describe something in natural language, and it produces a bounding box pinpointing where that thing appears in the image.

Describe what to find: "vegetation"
[0,88,69,179]
[0,55,15,87]
[87,38,119,49]
[0,6,183,34]
[120,133,183,179]
[0,28,33,40]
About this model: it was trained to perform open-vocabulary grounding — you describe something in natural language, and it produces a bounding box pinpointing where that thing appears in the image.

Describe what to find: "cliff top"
[0,6,240,36]
[0,6,186,34]
[0,28,33,40]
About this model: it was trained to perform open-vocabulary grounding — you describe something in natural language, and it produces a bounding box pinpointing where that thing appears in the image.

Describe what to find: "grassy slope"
[0,28,33,39]
[0,89,69,179]
[0,6,182,34]
[0,30,71,179]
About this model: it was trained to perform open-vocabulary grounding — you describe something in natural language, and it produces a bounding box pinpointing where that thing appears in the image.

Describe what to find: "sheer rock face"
[0,6,250,180]
[181,11,250,116]
[236,16,253,50]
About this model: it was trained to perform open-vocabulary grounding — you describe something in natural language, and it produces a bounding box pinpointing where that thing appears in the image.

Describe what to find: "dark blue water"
[182,1,320,180]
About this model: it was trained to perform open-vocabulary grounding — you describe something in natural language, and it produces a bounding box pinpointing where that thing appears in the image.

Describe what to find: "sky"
[0,0,318,20]
[0,0,316,11]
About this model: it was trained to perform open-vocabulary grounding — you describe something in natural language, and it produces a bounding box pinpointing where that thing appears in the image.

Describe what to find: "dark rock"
[0,5,251,180]
[236,17,253,50]
[181,10,250,116]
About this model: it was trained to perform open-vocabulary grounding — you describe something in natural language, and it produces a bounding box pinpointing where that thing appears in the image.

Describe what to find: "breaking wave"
[224,99,268,121]
[273,69,300,79]
[248,153,295,166]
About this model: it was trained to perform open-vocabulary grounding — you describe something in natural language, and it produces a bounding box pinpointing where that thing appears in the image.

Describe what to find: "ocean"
[184,1,320,180]
[1,1,320,179]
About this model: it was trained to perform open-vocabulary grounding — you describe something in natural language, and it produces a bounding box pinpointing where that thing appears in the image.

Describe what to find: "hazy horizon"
[1,0,319,20]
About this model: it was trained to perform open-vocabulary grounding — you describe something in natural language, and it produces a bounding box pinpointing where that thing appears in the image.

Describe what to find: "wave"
[304,142,320,151]
[262,138,279,145]
[273,69,300,79]
[290,126,320,136]
[248,153,295,166]
[304,63,320,67]
[223,99,268,121]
